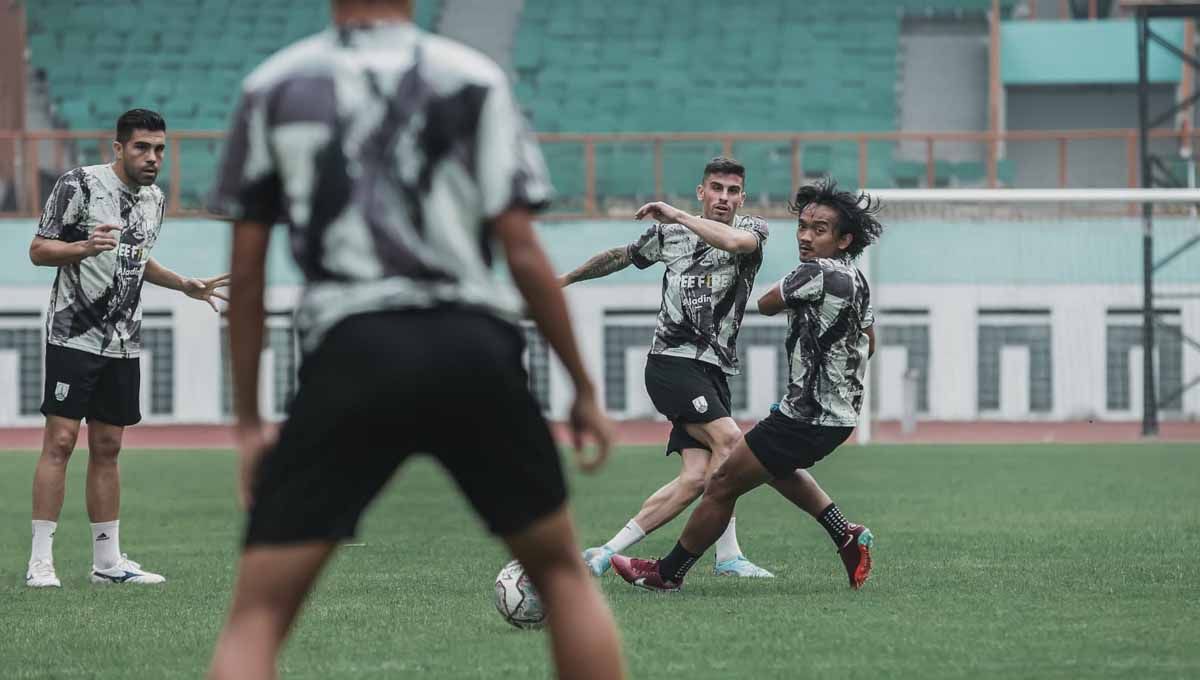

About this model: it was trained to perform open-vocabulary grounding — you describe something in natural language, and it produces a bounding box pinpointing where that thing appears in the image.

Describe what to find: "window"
[142,326,174,415]
[1106,310,1184,412]
[221,312,297,418]
[879,324,930,413]
[977,309,1053,413]
[603,324,656,411]
[0,321,44,416]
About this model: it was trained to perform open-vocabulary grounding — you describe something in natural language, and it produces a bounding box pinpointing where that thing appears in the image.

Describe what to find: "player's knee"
[43,430,78,464]
[703,465,739,503]
[708,427,743,461]
[678,469,706,500]
[88,434,122,463]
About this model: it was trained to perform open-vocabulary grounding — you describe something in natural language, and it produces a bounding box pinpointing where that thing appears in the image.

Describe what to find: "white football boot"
[90,554,166,585]
[26,559,62,588]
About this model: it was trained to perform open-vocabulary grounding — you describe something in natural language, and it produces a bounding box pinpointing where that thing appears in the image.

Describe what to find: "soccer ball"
[494,559,546,630]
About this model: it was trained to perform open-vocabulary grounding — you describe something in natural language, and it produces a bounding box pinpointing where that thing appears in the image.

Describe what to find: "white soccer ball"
[494,559,546,630]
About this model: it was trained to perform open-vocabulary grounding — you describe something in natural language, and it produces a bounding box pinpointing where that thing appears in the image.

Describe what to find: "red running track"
[0,420,1196,451]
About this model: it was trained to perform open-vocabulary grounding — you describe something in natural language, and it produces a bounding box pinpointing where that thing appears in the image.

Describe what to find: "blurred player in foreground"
[206,1,625,678]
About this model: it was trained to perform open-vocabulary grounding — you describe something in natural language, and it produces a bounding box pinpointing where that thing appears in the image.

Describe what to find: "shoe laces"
[28,559,56,578]
[114,554,143,572]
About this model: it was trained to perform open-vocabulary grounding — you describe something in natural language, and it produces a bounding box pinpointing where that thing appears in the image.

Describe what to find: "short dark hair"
[702,156,745,182]
[115,109,166,144]
[789,177,883,259]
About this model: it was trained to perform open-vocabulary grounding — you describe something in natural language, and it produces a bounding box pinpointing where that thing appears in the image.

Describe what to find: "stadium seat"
[26,0,443,196]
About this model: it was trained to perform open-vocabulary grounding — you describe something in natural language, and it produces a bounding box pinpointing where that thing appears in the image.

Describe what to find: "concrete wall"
[899,17,990,163]
[1005,84,1181,188]
[0,217,1196,425]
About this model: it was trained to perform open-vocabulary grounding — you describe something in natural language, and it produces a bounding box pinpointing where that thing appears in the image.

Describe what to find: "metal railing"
[1,127,1197,220]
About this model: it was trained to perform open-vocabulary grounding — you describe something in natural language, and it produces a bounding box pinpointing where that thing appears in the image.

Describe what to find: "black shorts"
[643,354,732,456]
[41,343,141,426]
[743,411,854,479]
[244,308,567,547]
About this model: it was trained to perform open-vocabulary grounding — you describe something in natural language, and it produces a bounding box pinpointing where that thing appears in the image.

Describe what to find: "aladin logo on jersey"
[692,396,708,414]
[54,382,70,402]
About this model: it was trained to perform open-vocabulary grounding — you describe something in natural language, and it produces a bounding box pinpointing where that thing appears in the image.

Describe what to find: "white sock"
[31,520,57,563]
[603,520,646,553]
[91,520,121,570]
[714,517,743,563]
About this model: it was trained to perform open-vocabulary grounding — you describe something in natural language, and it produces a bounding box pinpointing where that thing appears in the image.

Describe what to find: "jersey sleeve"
[859,273,874,329]
[779,261,826,308]
[208,89,284,225]
[747,215,769,248]
[627,223,664,269]
[476,76,554,219]
[37,170,86,240]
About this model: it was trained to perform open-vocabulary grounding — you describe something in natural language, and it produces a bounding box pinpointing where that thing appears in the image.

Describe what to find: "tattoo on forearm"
[565,246,632,283]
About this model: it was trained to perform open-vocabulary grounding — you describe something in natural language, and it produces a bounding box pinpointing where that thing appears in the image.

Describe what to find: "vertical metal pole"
[1137,11,1159,437]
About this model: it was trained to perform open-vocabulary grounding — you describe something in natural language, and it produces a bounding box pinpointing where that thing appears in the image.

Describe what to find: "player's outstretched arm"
[227,220,276,507]
[635,201,759,254]
[865,325,876,359]
[495,206,613,472]
[28,225,121,266]
[145,259,230,312]
[558,245,633,287]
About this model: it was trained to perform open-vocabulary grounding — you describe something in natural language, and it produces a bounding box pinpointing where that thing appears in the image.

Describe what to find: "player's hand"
[568,390,613,473]
[635,201,687,225]
[82,224,121,257]
[182,273,231,312]
[234,421,276,510]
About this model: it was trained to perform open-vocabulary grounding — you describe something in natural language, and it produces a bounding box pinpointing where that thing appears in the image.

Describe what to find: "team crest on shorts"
[54,382,70,402]
[692,396,708,413]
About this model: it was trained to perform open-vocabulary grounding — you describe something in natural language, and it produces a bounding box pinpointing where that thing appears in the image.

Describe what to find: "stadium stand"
[515,0,1013,201]
[24,0,1014,207]
[24,0,442,206]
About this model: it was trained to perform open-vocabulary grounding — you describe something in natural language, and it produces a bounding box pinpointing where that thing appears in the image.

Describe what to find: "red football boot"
[837,523,874,589]
[609,555,682,593]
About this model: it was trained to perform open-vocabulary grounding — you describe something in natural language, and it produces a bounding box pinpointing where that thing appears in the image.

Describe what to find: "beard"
[125,159,157,186]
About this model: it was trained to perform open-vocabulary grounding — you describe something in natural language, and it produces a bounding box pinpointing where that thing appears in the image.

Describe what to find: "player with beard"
[25,109,229,588]
[560,157,774,578]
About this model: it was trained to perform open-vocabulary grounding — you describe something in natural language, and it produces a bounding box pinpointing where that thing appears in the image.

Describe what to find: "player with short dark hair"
[611,178,883,592]
[561,156,775,579]
[25,108,229,588]
[206,1,625,678]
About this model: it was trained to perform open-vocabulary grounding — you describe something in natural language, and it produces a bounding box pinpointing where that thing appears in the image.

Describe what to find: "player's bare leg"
[768,469,833,516]
[770,469,873,589]
[611,440,772,591]
[582,448,710,575]
[630,448,710,532]
[32,415,81,522]
[85,420,124,523]
[682,418,774,577]
[80,420,162,584]
[27,415,81,587]
[505,505,625,680]
[209,541,336,680]
[677,440,773,561]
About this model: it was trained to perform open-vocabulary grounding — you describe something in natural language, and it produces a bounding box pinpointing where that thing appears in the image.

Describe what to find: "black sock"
[817,503,850,545]
[658,541,700,583]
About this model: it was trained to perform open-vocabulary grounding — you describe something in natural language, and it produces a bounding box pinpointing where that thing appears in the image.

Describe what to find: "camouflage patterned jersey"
[776,257,874,426]
[209,21,552,355]
[37,164,165,358]
[628,214,769,375]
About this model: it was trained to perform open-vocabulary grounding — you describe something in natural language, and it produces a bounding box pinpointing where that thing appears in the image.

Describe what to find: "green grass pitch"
[1,443,1197,678]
